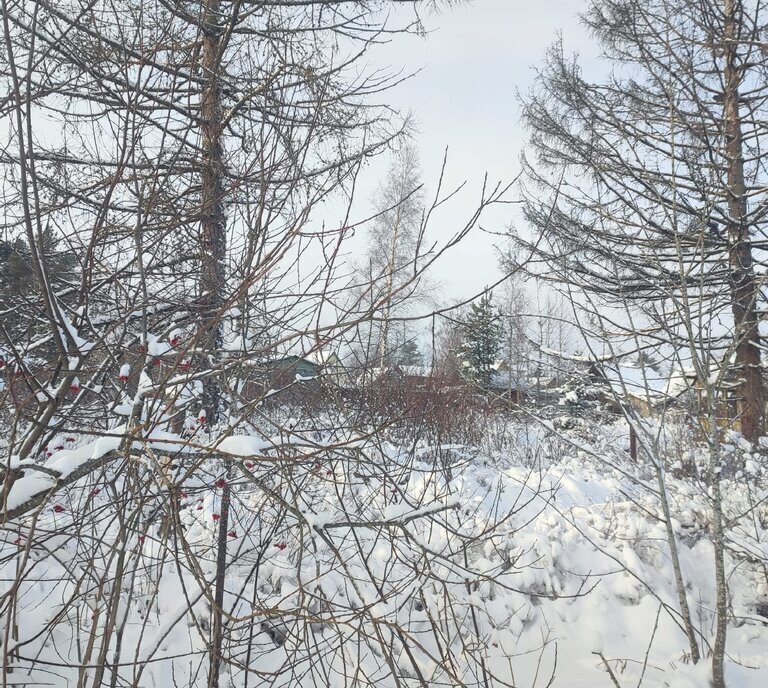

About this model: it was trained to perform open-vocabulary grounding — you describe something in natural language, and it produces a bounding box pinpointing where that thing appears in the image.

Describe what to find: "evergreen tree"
[397,338,423,367]
[458,293,502,388]
[0,231,77,363]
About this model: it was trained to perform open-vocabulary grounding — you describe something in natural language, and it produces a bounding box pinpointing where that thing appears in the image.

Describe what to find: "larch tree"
[516,0,768,443]
[0,2,522,686]
[513,2,768,683]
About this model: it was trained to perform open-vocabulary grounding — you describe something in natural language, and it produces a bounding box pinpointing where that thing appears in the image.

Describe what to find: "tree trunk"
[655,464,701,665]
[723,0,763,444]
[199,0,227,425]
[209,480,231,688]
[710,447,728,688]
[199,2,229,685]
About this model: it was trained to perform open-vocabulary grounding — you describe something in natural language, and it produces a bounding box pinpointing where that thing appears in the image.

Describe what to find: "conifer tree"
[458,292,502,388]
[397,337,423,367]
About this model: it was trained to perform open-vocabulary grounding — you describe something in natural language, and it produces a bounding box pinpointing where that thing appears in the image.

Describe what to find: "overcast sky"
[336,0,599,304]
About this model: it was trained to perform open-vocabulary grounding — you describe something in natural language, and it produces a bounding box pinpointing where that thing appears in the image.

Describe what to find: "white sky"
[332,0,599,304]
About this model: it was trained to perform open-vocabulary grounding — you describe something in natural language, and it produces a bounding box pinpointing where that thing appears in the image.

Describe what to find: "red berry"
[65,437,75,443]
[275,542,286,551]
[137,344,146,353]
[52,504,65,513]
[13,537,22,546]
[228,530,237,539]
[170,336,181,347]
[197,505,203,510]
[152,358,161,366]
[91,488,101,496]
[70,384,80,394]
[181,360,192,371]
[212,513,221,521]
[138,535,145,543]
[54,445,63,451]
[118,374,128,382]
[215,478,226,489]
[244,461,254,469]
[180,491,188,498]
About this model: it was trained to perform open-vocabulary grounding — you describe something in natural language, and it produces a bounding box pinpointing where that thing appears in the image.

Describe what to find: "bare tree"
[0,2,526,685]
[508,2,768,685]
[516,0,768,442]
[355,142,431,369]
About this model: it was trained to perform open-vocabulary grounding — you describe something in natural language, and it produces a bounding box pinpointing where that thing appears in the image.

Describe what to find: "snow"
[212,434,271,456]
[146,333,172,357]
[45,433,121,476]
[303,349,335,365]
[2,420,767,687]
[601,361,671,400]
[3,471,57,511]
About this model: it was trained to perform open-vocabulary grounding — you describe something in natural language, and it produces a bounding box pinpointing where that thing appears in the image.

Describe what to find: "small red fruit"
[215,478,226,489]
[91,488,101,496]
[52,504,65,513]
[152,357,161,366]
[138,535,145,543]
[212,513,221,521]
[180,491,188,498]
[228,530,237,539]
[70,384,80,394]
[118,374,128,382]
[274,542,286,551]
[181,360,192,371]
[244,461,254,469]
[170,335,181,347]
[65,437,75,443]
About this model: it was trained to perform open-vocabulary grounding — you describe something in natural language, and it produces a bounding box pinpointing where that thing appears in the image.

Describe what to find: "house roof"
[303,349,337,366]
[600,362,671,401]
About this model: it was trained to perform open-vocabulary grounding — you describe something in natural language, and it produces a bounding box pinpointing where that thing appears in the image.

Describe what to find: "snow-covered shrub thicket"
[0,408,555,687]
[4,408,768,687]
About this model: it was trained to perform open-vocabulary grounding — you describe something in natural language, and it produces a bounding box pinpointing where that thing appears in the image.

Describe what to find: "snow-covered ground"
[2,418,767,687]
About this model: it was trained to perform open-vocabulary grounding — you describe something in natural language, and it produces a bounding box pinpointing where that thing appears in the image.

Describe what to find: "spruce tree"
[458,293,502,388]
[397,338,423,367]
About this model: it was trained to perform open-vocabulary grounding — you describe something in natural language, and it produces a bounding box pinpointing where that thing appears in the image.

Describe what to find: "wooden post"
[629,424,637,462]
